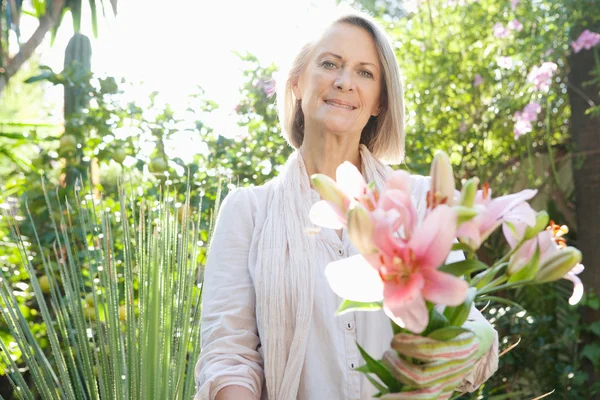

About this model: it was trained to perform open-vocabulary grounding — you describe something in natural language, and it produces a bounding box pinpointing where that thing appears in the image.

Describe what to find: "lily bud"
[523,211,549,241]
[535,247,582,283]
[459,177,480,208]
[430,151,455,208]
[347,205,378,255]
[455,205,478,226]
[311,174,350,213]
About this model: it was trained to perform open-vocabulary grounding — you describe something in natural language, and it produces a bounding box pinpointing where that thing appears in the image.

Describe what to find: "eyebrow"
[317,52,378,68]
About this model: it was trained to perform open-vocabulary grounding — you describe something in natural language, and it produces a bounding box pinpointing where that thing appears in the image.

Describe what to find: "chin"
[320,118,360,136]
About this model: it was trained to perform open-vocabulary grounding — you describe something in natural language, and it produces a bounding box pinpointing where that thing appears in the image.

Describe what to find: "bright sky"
[36,0,334,131]
[19,0,337,163]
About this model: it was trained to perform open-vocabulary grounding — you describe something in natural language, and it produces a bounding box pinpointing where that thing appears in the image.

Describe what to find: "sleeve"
[457,306,499,393]
[194,188,264,400]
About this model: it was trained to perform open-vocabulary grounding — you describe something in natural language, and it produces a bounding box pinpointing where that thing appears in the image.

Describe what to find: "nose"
[334,68,354,92]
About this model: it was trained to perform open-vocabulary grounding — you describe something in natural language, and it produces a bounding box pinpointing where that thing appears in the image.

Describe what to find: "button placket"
[343,315,361,399]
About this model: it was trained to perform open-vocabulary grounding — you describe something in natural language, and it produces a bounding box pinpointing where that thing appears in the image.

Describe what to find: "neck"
[299,127,362,183]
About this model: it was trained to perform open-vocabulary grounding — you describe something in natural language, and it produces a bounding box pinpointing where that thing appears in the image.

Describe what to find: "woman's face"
[293,23,382,138]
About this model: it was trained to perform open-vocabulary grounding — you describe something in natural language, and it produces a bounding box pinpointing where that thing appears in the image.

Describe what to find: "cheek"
[309,71,333,95]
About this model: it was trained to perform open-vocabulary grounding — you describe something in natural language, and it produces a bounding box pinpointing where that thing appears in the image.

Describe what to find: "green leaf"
[588,321,600,337]
[336,300,382,316]
[364,373,389,395]
[444,287,476,326]
[24,70,56,84]
[355,364,371,373]
[423,307,449,335]
[356,342,403,392]
[581,344,600,367]
[451,242,473,253]
[427,326,471,341]
[439,259,488,277]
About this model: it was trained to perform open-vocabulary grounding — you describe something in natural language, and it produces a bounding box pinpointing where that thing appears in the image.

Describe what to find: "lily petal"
[501,202,537,228]
[372,208,404,256]
[324,255,384,302]
[384,281,428,334]
[457,219,483,249]
[421,268,469,306]
[409,205,457,269]
[385,169,413,192]
[336,161,366,200]
[480,189,537,234]
[565,267,584,305]
[309,200,345,229]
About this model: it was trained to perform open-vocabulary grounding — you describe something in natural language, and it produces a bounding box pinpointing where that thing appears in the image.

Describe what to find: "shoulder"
[216,179,276,226]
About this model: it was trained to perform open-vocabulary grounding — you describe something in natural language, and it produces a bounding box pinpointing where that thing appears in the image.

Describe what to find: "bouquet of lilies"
[309,151,583,398]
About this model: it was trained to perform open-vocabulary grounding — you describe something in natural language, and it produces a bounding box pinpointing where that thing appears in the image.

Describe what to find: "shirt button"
[345,321,355,331]
[337,248,344,256]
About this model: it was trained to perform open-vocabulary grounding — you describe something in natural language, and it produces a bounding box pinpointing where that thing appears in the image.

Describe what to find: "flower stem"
[476,279,531,296]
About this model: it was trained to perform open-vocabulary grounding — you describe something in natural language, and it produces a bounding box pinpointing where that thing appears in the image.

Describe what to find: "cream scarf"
[254,144,391,400]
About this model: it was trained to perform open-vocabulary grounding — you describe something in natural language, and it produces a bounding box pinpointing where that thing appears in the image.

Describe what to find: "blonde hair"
[275,5,406,165]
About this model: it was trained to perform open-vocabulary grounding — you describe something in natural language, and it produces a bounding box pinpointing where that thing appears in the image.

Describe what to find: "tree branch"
[0,0,66,94]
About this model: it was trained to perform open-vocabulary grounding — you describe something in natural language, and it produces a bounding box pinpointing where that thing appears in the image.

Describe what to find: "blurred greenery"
[1,0,599,398]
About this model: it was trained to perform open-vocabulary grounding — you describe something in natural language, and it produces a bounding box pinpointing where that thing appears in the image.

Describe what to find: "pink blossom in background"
[493,23,510,38]
[513,118,533,139]
[263,79,276,97]
[571,30,600,53]
[497,56,513,69]
[522,102,542,120]
[513,102,542,139]
[527,62,558,92]
[460,122,467,133]
[508,19,523,32]
[510,0,519,10]
[473,74,484,87]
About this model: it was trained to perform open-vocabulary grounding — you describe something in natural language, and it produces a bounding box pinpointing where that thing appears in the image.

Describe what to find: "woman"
[195,6,498,400]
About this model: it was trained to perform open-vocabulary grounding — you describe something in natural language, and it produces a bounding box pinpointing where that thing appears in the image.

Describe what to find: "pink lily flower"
[325,205,468,334]
[457,184,537,250]
[503,221,584,305]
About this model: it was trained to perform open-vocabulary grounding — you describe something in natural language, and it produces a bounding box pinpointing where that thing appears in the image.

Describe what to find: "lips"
[325,99,357,110]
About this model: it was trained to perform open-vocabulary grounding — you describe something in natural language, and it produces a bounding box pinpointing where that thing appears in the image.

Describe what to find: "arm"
[194,189,264,400]
[215,385,258,400]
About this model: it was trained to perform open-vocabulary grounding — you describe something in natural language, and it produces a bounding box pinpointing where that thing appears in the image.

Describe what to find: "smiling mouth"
[325,100,356,110]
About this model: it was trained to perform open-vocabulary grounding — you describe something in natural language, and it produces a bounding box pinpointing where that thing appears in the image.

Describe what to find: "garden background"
[1,0,599,398]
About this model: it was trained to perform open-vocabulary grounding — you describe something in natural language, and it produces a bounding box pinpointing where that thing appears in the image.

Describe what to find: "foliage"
[1,0,599,397]
[0,179,205,399]
[0,0,118,94]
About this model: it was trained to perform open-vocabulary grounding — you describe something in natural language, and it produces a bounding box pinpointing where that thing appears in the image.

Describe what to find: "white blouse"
[194,176,498,400]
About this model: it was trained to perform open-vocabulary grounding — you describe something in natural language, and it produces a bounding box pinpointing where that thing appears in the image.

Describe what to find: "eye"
[321,61,337,69]
[360,70,374,79]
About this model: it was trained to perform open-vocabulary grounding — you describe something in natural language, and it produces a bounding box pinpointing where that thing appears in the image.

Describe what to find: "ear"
[292,77,302,100]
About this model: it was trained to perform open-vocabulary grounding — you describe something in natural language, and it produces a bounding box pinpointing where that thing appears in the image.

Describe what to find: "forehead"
[313,22,380,66]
